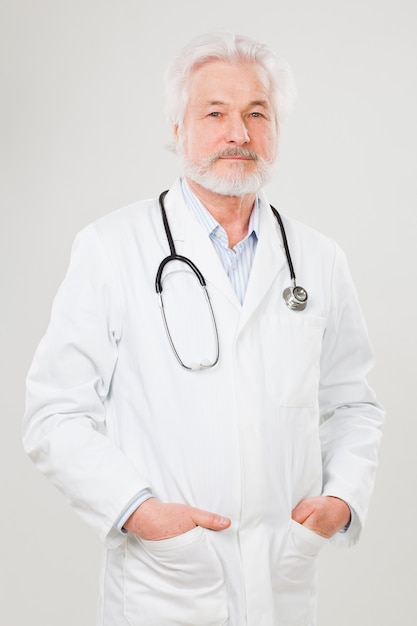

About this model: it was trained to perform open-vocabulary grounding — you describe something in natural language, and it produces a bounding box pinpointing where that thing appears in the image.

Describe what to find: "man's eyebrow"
[248,100,269,108]
[203,100,227,106]
[202,99,270,107]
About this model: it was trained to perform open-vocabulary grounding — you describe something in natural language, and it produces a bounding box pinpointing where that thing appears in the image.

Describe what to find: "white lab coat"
[23,179,383,626]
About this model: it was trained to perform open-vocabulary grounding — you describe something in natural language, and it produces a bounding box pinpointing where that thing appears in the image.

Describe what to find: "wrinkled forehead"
[185,60,276,116]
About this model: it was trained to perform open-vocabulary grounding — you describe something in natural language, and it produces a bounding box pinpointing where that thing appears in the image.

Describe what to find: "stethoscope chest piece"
[283,285,308,311]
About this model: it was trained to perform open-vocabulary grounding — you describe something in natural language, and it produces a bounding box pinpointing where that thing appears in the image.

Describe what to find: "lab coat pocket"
[273,520,327,623]
[261,315,325,406]
[124,526,229,626]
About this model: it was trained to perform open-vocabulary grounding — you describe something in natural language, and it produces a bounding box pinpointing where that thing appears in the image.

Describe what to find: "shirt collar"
[181,177,259,243]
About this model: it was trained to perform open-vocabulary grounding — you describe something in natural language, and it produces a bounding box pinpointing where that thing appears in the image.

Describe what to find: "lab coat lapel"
[238,195,287,330]
[162,181,241,310]
[183,215,243,309]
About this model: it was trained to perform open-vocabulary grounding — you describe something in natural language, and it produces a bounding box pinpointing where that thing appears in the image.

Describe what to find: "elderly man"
[23,31,384,626]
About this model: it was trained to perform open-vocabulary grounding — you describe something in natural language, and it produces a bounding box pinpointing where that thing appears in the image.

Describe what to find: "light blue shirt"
[181,178,259,305]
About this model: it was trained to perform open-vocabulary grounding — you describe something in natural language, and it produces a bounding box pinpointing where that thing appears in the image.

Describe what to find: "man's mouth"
[215,149,258,161]
[219,155,252,160]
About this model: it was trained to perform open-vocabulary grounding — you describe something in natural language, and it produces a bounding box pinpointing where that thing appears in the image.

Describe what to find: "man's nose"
[226,116,250,144]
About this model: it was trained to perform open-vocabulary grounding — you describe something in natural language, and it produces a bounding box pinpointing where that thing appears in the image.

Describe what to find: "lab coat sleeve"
[318,243,384,548]
[23,225,150,547]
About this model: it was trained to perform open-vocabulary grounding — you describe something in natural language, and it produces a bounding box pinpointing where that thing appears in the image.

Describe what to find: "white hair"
[165,31,296,127]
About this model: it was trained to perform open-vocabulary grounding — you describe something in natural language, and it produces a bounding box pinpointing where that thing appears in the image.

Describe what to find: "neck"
[185,178,256,249]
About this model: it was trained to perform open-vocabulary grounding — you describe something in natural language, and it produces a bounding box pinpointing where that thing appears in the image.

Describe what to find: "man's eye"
[208,112,221,117]
[250,112,262,118]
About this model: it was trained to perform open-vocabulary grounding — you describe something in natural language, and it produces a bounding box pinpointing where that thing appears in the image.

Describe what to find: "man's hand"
[292,496,351,539]
[123,497,231,540]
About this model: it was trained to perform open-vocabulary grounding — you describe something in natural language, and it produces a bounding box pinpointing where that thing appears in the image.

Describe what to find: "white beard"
[177,145,275,197]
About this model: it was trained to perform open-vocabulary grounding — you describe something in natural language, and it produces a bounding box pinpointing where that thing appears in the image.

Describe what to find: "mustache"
[204,147,261,164]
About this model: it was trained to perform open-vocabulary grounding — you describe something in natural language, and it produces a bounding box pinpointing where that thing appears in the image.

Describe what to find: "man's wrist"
[115,489,154,533]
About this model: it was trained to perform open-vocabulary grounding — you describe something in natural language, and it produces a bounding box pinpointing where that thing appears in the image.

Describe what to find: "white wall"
[1,1,416,623]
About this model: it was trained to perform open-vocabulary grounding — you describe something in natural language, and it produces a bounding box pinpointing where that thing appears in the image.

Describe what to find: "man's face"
[174,61,278,196]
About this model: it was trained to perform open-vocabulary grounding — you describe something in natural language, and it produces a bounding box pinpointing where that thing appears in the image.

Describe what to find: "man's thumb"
[192,508,231,531]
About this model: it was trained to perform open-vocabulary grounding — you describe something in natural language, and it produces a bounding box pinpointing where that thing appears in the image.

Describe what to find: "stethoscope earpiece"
[283,285,308,311]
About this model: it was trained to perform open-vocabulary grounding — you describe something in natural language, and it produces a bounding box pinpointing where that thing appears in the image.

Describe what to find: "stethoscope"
[155,190,308,370]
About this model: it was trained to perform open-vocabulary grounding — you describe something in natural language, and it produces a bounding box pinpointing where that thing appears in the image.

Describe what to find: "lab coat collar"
[161,180,242,309]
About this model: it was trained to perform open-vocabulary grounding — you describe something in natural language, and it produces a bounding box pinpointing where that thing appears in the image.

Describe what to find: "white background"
[1,1,416,624]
